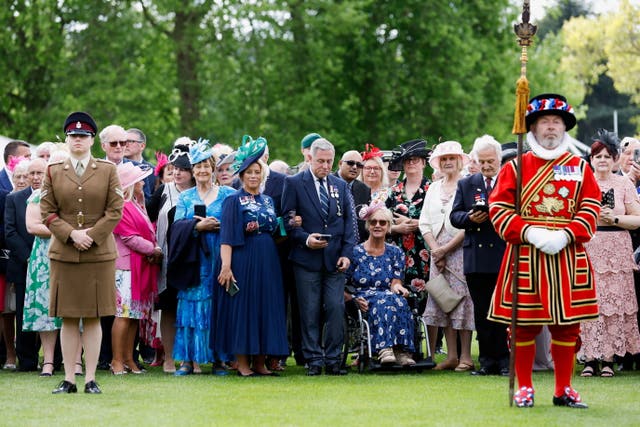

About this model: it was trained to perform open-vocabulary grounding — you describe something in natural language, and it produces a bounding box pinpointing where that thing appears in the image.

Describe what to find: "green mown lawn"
[3,355,639,427]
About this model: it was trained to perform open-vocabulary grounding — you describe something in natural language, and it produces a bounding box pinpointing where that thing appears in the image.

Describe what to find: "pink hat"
[117,162,153,189]
[428,140,470,170]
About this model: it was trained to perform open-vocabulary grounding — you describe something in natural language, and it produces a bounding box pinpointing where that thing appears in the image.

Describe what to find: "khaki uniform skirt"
[49,259,116,318]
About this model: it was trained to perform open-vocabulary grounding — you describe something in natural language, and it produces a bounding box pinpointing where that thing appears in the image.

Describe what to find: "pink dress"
[581,174,640,360]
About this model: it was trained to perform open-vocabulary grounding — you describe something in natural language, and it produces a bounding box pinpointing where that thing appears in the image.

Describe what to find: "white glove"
[537,230,569,255]
[525,227,549,249]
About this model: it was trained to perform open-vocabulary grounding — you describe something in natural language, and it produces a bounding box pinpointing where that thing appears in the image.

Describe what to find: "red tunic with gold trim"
[488,151,601,325]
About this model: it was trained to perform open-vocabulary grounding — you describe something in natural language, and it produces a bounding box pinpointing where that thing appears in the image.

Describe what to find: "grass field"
[3,355,639,427]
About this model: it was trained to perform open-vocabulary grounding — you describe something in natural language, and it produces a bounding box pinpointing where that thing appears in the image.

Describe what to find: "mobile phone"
[194,204,206,217]
[634,148,640,164]
[471,203,489,213]
[317,234,332,241]
[227,280,240,296]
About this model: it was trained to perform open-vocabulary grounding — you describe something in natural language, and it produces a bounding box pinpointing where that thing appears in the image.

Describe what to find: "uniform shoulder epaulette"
[96,158,113,164]
[48,160,65,166]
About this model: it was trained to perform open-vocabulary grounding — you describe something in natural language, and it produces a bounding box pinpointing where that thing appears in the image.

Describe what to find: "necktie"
[485,177,493,196]
[318,178,329,218]
[76,161,85,177]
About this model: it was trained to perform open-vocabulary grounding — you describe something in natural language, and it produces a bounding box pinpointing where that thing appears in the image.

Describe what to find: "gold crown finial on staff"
[512,0,538,135]
[514,0,538,47]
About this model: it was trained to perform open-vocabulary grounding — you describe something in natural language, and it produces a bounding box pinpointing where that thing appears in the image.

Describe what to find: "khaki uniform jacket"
[40,157,123,263]
[41,157,123,317]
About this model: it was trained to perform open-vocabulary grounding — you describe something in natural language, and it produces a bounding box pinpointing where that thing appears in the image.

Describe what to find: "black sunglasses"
[108,140,128,147]
[369,219,388,226]
[344,160,364,168]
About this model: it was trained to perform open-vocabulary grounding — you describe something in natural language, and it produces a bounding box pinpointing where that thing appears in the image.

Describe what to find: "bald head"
[338,150,364,182]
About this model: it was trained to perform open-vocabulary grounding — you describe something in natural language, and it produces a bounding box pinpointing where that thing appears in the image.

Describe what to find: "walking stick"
[509,1,537,406]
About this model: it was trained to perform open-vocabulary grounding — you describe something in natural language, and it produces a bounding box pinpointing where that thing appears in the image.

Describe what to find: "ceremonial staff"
[509,1,537,406]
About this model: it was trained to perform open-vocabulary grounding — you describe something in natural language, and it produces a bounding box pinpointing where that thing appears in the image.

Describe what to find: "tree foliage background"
[1,0,638,163]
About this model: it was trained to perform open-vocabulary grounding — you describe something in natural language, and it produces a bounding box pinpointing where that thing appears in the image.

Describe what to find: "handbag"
[425,267,464,313]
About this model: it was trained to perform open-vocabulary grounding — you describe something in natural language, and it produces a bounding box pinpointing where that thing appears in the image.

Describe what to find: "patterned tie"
[76,161,85,177]
[318,178,329,218]
[485,176,493,196]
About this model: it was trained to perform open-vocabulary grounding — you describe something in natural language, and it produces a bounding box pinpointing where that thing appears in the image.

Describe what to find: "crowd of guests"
[0,97,639,403]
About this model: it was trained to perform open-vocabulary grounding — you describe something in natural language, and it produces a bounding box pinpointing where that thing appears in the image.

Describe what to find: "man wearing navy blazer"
[0,140,32,192]
[5,158,46,371]
[450,135,508,376]
[282,136,356,375]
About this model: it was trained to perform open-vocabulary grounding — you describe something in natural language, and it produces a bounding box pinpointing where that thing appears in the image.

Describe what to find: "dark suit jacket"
[0,169,12,193]
[450,173,505,275]
[264,170,286,217]
[4,186,34,284]
[282,170,356,272]
[333,172,371,242]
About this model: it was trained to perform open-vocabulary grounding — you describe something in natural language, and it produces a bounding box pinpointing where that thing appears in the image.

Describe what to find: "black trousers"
[14,281,40,371]
[466,273,509,371]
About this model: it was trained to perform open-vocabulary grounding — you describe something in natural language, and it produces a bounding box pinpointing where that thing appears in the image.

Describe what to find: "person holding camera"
[170,140,235,375]
[579,130,640,378]
[450,135,509,376]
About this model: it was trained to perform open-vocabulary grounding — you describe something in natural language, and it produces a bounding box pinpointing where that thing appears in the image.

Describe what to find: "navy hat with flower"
[232,135,267,175]
[525,93,576,131]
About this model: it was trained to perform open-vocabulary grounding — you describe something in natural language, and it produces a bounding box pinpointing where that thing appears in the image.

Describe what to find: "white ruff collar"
[526,132,571,160]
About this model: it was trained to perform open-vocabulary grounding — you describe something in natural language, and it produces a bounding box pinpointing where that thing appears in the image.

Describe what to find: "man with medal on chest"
[488,94,601,408]
[282,137,356,376]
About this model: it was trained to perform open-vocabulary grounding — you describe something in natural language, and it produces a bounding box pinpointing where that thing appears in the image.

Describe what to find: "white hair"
[470,134,501,161]
[310,138,335,157]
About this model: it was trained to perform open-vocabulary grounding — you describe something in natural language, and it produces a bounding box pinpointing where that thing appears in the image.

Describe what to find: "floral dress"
[347,243,414,352]
[386,178,431,300]
[581,174,640,360]
[22,189,61,332]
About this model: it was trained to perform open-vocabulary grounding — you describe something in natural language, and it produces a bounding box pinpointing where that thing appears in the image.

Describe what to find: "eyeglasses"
[343,160,364,168]
[108,140,128,147]
[126,139,143,144]
[363,166,381,172]
[369,219,388,226]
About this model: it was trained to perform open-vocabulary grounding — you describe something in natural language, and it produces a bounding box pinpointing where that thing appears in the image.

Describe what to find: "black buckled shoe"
[52,380,77,394]
[84,380,102,394]
[552,387,588,409]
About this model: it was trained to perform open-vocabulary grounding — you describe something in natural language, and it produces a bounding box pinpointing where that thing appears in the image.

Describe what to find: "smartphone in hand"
[194,204,206,217]
[227,279,240,296]
[317,234,332,241]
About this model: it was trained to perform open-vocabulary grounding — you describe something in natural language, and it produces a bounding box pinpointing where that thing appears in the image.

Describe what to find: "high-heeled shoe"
[40,362,55,377]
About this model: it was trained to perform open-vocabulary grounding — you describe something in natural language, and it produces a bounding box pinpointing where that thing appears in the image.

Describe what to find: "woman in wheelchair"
[346,203,415,366]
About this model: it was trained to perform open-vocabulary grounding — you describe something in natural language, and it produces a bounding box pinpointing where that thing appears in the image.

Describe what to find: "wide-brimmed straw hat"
[117,162,153,189]
[428,140,470,170]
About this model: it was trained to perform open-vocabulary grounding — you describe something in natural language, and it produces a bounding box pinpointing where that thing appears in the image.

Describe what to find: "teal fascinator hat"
[232,135,267,175]
[188,138,213,165]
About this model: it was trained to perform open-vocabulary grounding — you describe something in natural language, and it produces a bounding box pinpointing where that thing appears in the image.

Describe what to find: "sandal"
[600,361,614,377]
[580,365,595,377]
[454,362,475,372]
[174,363,193,376]
[434,358,458,371]
[40,362,55,377]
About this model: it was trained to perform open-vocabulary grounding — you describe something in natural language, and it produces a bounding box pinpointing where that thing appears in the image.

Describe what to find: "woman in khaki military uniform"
[40,112,123,394]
